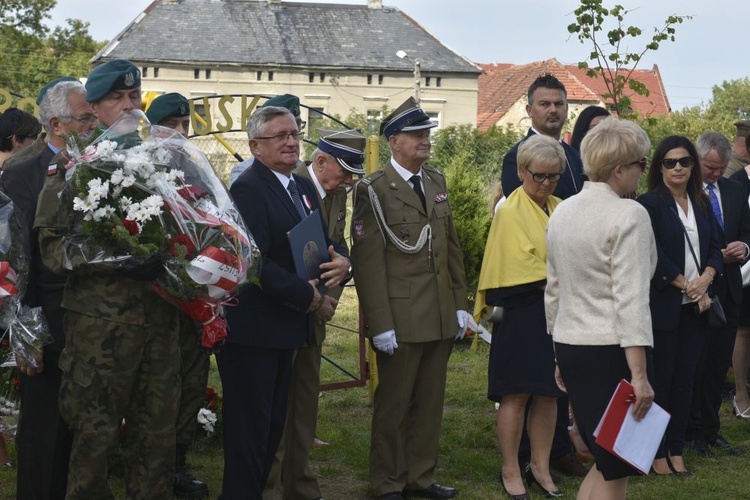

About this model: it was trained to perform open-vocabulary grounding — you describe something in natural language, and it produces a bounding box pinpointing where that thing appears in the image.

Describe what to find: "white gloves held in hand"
[372,329,398,356]
[456,310,476,340]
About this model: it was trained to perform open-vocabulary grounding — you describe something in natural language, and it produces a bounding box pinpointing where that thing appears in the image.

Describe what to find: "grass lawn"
[2,286,750,498]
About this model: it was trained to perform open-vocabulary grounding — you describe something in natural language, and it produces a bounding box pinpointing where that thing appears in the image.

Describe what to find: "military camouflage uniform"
[34,152,181,499]
[175,313,209,452]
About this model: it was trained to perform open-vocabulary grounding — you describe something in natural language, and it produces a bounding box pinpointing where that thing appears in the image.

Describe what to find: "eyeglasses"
[525,167,562,184]
[66,114,98,124]
[254,132,304,143]
[662,156,694,169]
[625,157,648,173]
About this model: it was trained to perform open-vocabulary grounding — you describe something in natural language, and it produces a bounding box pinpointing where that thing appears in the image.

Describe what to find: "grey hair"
[246,106,295,140]
[309,148,323,163]
[38,81,86,132]
[696,131,732,163]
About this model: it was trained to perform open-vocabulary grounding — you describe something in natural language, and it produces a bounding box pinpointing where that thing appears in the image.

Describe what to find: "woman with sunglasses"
[636,135,723,476]
[547,117,655,500]
[475,134,566,499]
[0,108,41,167]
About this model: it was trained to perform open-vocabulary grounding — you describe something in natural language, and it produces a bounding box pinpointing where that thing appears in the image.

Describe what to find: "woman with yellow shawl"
[475,134,565,500]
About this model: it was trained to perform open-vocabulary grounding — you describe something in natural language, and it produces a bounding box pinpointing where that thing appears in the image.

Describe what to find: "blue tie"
[707,183,724,230]
[287,179,307,219]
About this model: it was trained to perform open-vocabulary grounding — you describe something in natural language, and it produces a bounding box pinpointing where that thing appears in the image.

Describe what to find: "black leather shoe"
[708,435,744,456]
[524,465,562,498]
[519,461,564,485]
[501,477,529,500]
[685,439,715,458]
[403,483,458,499]
[549,452,588,478]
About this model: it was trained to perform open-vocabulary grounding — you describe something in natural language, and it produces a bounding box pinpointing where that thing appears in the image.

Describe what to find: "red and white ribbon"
[187,246,241,299]
[0,262,19,297]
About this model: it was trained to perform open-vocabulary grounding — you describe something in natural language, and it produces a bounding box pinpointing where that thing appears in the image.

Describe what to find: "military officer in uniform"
[146,91,211,498]
[351,97,469,500]
[33,59,181,499]
[264,129,365,500]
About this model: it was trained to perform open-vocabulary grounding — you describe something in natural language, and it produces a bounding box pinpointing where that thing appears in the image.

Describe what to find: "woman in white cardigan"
[545,117,656,500]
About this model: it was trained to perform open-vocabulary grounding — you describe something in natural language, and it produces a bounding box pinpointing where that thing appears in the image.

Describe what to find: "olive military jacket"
[351,161,467,342]
[293,163,348,345]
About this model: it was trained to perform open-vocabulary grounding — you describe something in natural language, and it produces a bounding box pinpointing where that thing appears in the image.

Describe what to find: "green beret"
[261,94,300,117]
[37,76,78,105]
[146,93,190,124]
[85,59,141,103]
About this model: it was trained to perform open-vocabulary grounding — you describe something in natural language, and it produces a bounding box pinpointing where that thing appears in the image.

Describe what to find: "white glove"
[372,329,398,356]
[455,310,477,340]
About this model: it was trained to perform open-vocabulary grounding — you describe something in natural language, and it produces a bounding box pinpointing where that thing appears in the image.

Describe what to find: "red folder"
[594,379,670,474]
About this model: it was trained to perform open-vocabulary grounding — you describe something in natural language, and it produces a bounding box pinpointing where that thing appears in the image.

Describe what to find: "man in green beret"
[146,92,191,137]
[34,59,182,499]
[146,91,211,499]
[229,93,305,186]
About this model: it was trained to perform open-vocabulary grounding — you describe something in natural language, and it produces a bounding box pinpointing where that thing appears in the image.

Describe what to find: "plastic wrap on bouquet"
[61,110,260,349]
[0,193,52,368]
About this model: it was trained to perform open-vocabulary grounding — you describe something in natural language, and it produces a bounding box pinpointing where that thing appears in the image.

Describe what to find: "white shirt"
[676,197,701,304]
[390,156,422,189]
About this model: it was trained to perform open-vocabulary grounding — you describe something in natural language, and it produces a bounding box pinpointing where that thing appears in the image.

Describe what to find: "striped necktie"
[287,178,307,219]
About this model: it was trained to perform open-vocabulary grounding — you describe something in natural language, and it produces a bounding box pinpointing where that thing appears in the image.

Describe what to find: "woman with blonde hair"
[476,134,566,499]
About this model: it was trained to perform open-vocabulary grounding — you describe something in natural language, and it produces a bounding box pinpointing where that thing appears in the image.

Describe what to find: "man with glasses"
[0,77,96,500]
[499,73,589,480]
[34,59,182,499]
[686,132,750,457]
[352,97,468,500]
[229,93,305,186]
[221,106,351,498]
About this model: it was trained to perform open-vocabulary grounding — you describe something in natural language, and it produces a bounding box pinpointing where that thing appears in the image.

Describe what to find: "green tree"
[567,0,690,116]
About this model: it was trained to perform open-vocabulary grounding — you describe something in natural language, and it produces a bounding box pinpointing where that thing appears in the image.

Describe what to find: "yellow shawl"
[473,188,561,321]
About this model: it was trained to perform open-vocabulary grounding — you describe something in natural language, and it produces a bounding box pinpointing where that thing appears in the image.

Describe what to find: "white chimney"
[368,0,383,8]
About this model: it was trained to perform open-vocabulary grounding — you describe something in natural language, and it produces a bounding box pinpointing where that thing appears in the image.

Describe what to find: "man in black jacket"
[0,77,96,500]
[687,131,750,456]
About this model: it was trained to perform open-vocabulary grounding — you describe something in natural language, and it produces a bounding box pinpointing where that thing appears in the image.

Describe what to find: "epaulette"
[423,164,444,177]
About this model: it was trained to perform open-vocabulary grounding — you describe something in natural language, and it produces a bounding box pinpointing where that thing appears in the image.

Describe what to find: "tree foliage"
[0,0,105,101]
[567,0,690,116]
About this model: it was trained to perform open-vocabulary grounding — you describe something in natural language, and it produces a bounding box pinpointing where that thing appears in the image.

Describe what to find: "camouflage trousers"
[58,308,180,500]
[176,313,210,448]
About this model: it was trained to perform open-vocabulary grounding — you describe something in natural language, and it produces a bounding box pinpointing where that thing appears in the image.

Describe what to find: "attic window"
[194,68,200,79]
[142,67,148,78]
[378,75,384,85]
[205,69,211,79]
[257,71,262,81]
[319,73,325,83]
[309,72,315,83]
[154,67,159,78]
[425,77,431,87]
[268,71,274,81]
[367,74,373,85]
[436,77,441,87]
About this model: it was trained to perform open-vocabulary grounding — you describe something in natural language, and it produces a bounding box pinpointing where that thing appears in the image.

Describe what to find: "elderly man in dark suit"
[0,77,96,500]
[221,106,351,499]
[352,97,469,500]
[687,132,750,456]
[500,73,588,478]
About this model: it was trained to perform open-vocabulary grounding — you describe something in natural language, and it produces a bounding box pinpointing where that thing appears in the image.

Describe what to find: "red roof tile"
[476,58,670,132]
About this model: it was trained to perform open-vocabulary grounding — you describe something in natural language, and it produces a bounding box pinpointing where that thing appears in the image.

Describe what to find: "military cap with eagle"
[379,96,437,139]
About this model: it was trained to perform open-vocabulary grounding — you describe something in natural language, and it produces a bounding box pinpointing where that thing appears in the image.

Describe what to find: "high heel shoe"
[524,464,563,498]
[733,397,750,419]
[500,477,529,500]
[666,455,692,478]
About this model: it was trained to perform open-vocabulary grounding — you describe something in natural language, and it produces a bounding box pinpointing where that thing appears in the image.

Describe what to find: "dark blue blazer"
[637,190,724,332]
[501,129,586,200]
[711,177,750,304]
[226,159,348,349]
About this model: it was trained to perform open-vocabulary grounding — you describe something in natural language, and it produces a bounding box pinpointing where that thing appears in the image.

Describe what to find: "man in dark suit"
[221,106,351,499]
[264,128,365,500]
[687,132,750,456]
[0,78,96,499]
[500,73,585,201]
[500,74,588,478]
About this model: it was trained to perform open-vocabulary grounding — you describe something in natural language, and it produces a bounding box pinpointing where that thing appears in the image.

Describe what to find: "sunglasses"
[662,156,694,169]
[625,157,648,173]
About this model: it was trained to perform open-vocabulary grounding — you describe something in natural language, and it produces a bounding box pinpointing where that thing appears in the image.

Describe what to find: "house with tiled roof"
[93,0,481,135]
[477,59,670,133]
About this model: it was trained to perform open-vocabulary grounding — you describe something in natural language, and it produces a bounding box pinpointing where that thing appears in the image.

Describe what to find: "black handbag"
[676,211,727,327]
